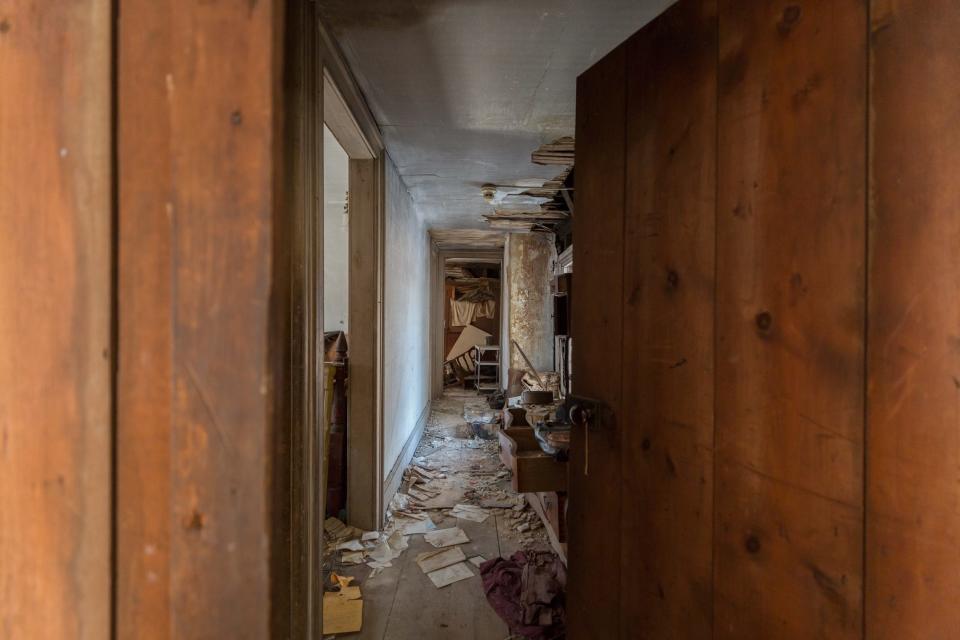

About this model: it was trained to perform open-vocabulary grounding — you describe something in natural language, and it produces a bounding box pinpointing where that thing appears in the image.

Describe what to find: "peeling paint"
[508,233,556,373]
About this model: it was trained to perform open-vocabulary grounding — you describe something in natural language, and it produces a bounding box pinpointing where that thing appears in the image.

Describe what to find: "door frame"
[289,12,387,637]
[430,248,505,398]
[315,18,386,537]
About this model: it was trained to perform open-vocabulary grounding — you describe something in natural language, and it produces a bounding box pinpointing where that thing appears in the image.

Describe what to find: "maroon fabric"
[480,552,566,639]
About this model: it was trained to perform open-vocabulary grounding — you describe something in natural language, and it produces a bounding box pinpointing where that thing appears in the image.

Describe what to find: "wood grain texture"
[715,1,867,638]
[283,1,323,634]
[569,43,626,639]
[867,1,960,637]
[117,0,284,636]
[620,0,717,635]
[0,1,112,637]
[116,0,173,635]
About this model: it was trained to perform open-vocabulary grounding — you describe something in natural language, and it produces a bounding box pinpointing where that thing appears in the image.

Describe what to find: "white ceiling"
[319,0,674,229]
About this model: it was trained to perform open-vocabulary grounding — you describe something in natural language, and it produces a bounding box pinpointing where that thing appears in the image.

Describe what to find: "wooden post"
[117,0,294,636]
[0,1,112,637]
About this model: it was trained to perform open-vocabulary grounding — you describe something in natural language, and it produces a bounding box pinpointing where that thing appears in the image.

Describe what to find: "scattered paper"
[397,516,437,535]
[367,560,392,569]
[450,503,490,523]
[408,486,440,501]
[369,531,408,563]
[424,527,470,548]
[337,539,365,551]
[324,517,362,541]
[427,562,474,588]
[342,550,365,564]
[387,531,409,551]
[323,592,363,634]
[416,547,467,573]
[362,531,380,541]
[468,555,486,568]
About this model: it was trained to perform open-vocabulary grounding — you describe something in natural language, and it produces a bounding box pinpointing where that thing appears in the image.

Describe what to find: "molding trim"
[317,19,384,154]
[381,402,431,511]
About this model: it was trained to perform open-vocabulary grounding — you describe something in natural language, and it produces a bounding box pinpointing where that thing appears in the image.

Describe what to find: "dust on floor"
[324,388,553,639]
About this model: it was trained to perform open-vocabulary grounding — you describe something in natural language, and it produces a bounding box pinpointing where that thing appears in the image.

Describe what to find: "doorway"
[441,258,502,393]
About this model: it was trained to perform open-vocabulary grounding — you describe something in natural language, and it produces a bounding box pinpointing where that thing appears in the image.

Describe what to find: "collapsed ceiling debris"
[481,138,575,233]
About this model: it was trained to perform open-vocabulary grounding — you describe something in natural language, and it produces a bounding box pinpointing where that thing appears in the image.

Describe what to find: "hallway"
[332,390,552,639]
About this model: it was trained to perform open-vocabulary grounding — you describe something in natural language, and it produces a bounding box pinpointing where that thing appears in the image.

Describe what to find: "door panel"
[620,0,717,636]
[867,1,960,637]
[714,1,867,637]
[569,43,627,640]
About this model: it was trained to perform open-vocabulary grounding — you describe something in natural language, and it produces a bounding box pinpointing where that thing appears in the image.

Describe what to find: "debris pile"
[321,389,557,635]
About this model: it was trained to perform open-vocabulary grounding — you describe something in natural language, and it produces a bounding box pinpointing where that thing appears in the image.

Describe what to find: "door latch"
[565,395,613,477]
[566,395,614,433]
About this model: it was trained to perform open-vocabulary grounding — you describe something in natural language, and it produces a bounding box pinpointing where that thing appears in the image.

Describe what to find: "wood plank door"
[570,1,867,637]
[569,1,717,637]
[569,38,627,640]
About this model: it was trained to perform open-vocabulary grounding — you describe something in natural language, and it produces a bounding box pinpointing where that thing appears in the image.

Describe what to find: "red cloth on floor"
[480,551,566,639]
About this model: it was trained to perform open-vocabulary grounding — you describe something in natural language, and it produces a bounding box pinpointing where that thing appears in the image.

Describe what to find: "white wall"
[382,155,430,482]
[323,126,350,332]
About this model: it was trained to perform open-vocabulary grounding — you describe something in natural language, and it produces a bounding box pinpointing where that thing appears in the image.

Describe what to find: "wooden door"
[867,1,960,637]
[571,0,867,637]
[570,1,717,637]
[569,38,627,640]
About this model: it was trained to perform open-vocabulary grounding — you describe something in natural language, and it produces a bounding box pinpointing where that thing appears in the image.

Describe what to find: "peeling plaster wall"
[508,233,556,373]
[383,155,431,481]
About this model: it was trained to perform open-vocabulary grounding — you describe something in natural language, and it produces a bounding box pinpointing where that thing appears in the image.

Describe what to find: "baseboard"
[381,401,430,513]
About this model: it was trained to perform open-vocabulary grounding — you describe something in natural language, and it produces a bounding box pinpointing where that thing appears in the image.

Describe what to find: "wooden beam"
[0,1,112,637]
[117,0,289,636]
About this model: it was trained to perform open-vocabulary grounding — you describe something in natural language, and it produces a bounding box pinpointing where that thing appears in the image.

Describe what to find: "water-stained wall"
[507,233,556,374]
